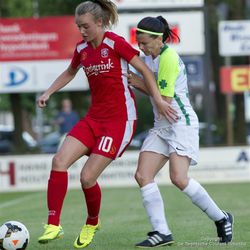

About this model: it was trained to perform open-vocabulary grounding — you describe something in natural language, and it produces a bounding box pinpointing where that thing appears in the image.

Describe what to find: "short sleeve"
[70,47,81,69]
[114,36,139,62]
[158,48,180,97]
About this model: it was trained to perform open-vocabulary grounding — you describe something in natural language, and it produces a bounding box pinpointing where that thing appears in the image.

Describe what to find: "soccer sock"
[141,182,171,235]
[83,182,101,226]
[47,170,68,226]
[182,178,225,221]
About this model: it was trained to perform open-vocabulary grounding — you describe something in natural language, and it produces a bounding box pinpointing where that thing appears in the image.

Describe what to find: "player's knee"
[134,171,152,187]
[80,174,95,189]
[170,173,187,190]
[134,171,141,184]
[52,154,67,171]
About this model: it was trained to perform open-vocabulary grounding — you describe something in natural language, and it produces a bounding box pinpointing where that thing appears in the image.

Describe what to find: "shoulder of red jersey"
[102,31,128,48]
[74,32,135,55]
[105,31,126,41]
[75,40,88,53]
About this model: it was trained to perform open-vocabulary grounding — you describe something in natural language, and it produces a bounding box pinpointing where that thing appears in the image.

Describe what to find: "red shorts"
[68,116,136,159]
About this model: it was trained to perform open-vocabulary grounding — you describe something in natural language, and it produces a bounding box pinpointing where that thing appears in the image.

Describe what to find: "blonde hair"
[75,0,118,29]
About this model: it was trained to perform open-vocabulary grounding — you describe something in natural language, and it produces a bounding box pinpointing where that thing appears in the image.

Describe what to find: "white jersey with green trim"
[144,46,198,128]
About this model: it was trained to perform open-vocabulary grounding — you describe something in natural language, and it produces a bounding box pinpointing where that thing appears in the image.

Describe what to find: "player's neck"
[90,30,105,49]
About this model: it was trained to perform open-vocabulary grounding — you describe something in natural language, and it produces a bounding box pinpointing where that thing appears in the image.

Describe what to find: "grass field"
[0,182,250,250]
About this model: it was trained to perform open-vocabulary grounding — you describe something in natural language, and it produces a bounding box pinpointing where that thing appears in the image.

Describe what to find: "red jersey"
[70,31,138,121]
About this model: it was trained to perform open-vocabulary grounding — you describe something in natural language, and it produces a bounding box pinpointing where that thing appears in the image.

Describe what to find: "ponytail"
[136,16,180,43]
[75,0,118,29]
[156,16,180,43]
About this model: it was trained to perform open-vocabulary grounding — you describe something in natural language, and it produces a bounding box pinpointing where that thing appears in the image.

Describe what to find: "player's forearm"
[129,73,149,95]
[44,68,76,96]
[162,95,173,104]
[141,70,162,102]
[129,56,162,101]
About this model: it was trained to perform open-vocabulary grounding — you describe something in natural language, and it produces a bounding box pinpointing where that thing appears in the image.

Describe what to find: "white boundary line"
[0,194,39,209]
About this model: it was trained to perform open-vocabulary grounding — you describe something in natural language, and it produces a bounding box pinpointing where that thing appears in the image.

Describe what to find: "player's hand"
[155,99,178,123]
[124,71,149,95]
[124,71,142,88]
[37,93,50,108]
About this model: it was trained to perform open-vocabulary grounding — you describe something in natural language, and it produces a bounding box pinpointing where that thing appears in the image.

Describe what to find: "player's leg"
[79,119,136,228]
[74,120,135,249]
[81,153,113,223]
[73,154,112,249]
[38,135,89,244]
[135,151,174,248]
[169,152,233,243]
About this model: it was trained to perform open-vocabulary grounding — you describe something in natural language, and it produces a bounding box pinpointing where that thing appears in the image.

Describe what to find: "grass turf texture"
[0,182,249,250]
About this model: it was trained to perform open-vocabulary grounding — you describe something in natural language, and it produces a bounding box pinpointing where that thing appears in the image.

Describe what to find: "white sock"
[183,178,225,221]
[141,182,171,235]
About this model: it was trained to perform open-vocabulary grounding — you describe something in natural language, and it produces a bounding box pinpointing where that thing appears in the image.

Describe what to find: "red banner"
[220,66,250,93]
[0,16,81,61]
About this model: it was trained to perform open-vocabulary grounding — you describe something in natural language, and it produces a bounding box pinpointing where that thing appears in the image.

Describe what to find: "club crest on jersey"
[101,48,109,58]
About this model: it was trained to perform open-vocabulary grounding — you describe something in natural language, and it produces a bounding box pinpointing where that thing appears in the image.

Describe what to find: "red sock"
[83,182,101,225]
[47,170,68,226]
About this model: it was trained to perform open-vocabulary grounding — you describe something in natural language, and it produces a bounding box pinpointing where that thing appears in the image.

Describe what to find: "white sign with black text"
[218,20,250,56]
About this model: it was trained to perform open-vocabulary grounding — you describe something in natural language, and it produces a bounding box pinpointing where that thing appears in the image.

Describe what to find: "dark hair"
[75,0,118,29]
[136,16,180,43]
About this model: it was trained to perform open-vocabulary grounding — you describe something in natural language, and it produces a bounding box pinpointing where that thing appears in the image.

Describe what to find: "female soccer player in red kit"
[37,0,178,249]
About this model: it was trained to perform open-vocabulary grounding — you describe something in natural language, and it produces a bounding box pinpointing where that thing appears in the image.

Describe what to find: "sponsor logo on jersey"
[84,58,114,76]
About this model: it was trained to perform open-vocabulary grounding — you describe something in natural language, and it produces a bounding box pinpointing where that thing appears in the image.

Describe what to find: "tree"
[0,0,248,153]
[0,0,86,153]
[205,0,248,145]
[0,0,34,153]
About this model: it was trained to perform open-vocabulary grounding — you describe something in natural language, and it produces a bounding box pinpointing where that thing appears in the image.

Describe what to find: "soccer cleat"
[38,224,64,244]
[73,223,100,249]
[215,211,234,243]
[135,231,174,248]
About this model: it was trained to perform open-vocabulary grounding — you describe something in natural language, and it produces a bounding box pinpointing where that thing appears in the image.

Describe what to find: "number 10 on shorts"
[98,136,113,152]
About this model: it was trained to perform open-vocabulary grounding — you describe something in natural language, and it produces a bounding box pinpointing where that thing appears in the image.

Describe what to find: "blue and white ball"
[0,221,29,250]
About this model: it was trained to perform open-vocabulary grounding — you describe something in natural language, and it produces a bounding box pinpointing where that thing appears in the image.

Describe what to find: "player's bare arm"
[37,66,78,108]
[127,70,149,95]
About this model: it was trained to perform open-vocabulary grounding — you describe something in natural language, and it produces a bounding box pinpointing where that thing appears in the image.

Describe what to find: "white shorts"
[140,125,199,165]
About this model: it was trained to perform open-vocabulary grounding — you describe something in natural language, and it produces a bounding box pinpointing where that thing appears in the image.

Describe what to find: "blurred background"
[0,0,250,155]
[1,2,249,248]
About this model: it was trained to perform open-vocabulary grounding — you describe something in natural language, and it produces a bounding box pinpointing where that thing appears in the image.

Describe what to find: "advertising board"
[0,147,249,192]
[218,21,250,57]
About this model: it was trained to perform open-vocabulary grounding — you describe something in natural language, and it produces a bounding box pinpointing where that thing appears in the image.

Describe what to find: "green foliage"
[0,0,86,151]
[205,0,248,145]
[0,0,249,148]
[38,0,83,16]
[21,94,36,114]
[0,0,83,17]
[0,95,10,110]
[0,0,33,17]
[0,182,249,249]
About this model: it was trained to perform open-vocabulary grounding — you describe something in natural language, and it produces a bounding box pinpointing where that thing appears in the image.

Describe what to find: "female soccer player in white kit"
[128,16,234,248]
